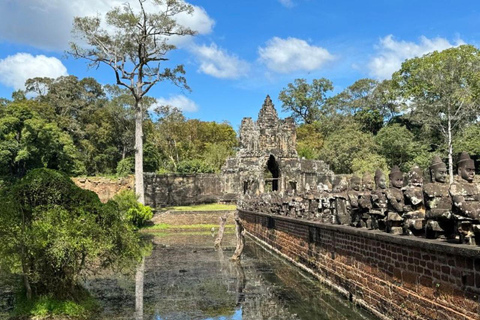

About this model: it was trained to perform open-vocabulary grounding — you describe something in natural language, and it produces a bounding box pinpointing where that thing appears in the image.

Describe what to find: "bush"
[0,168,142,301]
[116,157,134,177]
[176,159,216,174]
[113,190,153,228]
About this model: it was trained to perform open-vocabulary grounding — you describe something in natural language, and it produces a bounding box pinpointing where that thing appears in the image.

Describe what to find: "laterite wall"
[239,210,480,320]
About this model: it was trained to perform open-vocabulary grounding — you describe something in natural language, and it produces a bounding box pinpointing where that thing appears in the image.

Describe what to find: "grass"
[162,203,237,212]
[143,223,235,231]
[148,230,235,237]
[12,293,98,319]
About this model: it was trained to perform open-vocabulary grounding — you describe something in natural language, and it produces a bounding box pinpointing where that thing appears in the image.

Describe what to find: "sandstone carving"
[449,152,480,244]
[222,95,333,198]
[239,152,480,246]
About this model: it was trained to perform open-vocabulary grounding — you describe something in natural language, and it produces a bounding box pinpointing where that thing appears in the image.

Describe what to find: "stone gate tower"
[222,95,333,198]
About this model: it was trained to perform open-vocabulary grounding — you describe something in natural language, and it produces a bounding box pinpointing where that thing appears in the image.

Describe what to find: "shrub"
[116,157,134,177]
[113,190,153,228]
[176,159,216,174]
[0,168,142,301]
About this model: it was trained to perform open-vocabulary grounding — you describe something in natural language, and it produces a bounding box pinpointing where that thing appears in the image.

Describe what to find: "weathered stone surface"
[144,173,227,208]
[72,176,134,203]
[222,95,333,197]
[240,209,480,320]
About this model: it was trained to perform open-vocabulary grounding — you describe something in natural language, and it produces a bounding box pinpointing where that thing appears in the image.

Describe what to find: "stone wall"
[144,173,230,208]
[239,210,480,320]
[72,176,134,203]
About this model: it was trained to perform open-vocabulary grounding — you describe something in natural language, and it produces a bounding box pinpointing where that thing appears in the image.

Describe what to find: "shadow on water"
[85,232,378,320]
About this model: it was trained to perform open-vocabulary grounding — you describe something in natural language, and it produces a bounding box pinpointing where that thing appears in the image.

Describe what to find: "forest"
[2,44,480,186]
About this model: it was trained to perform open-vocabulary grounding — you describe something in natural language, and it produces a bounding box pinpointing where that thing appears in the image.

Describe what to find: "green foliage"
[0,168,142,300]
[116,157,134,177]
[176,159,216,174]
[351,152,389,175]
[296,123,323,159]
[393,44,480,181]
[13,291,98,319]
[143,142,161,172]
[151,106,237,173]
[202,142,235,171]
[164,203,237,211]
[375,124,421,171]
[319,123,376,173]
[453,123,480,155]
[0,100,80,180]
[278,78,334,124]
[113,190,153,228]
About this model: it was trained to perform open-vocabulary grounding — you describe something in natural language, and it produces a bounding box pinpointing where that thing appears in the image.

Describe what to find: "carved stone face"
[377,175,386,189]
[390,176,404,189]
[459,164,475,183]
[363,178,374,191]
[432,166,447,183]
[351,180,361,191]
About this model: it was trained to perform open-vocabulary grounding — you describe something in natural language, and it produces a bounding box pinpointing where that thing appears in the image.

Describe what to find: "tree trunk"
[231,212,245,261]
[447,110,454,184]
[135,99,145,204]
[214,213,228,248]
[20,211,32,300]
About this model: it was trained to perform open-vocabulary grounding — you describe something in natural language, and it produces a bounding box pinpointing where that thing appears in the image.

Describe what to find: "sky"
[0,0,479,130]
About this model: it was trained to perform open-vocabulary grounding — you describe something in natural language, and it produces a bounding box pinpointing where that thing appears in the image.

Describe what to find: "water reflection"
[135,257,145,320]
[90,233,376,320]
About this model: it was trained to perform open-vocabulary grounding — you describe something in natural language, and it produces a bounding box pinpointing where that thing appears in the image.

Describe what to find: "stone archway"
[265,155,280,192]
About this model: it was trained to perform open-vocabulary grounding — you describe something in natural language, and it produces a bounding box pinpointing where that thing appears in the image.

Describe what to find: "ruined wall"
[239,210,480,320]
[72,176,134,203]
[144,173,230,208]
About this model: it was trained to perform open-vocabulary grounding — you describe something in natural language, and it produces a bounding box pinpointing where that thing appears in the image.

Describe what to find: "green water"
[86,233,378,320]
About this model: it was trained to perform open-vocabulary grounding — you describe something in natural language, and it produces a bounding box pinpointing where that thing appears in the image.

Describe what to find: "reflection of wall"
[240,210,480,320]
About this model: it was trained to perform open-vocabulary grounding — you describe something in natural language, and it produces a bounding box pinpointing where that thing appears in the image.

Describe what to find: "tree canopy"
[393,44,480,182]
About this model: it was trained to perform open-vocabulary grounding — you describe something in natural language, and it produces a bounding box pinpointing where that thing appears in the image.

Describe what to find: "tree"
[393,45,480,183]
[0,100,80,180]
[296,123,323,159]
[278,78,333,124]
[69,0,196,203]
[375,124,420,171]
[0,168,142,300]
[453,123,480,156]
[318,123,377,174]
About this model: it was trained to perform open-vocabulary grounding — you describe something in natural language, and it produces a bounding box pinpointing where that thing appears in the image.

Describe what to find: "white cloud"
[368,35,465,79]
[155,95,199,112]
[278,0,294,8]
[0,53,68,90]
[0,0,214,51]
[258,37,335,73]
[190,43,250,79]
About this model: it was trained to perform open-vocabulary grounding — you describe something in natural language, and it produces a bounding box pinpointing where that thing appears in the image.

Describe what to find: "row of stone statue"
[239,152,480,245]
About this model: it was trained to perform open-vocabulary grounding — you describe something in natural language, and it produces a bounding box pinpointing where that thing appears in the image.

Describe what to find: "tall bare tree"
[69,0,196,203]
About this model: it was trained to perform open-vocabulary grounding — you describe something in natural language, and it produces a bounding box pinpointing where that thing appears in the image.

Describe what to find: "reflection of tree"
[135,257,145,320]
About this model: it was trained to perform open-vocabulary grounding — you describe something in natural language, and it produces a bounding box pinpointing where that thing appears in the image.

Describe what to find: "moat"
[85,233,377,320]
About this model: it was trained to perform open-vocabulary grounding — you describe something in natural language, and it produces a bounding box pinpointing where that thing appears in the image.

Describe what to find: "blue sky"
[0,0,479,130]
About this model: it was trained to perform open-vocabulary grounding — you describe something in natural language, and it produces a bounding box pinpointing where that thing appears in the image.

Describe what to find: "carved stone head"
[362,173,374,191]
[389,166,404,189]
[430,155,447,184]
[375,169,386,190]
[458,151,475,183]
[408,164,423,187]
[350,175,361,191]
